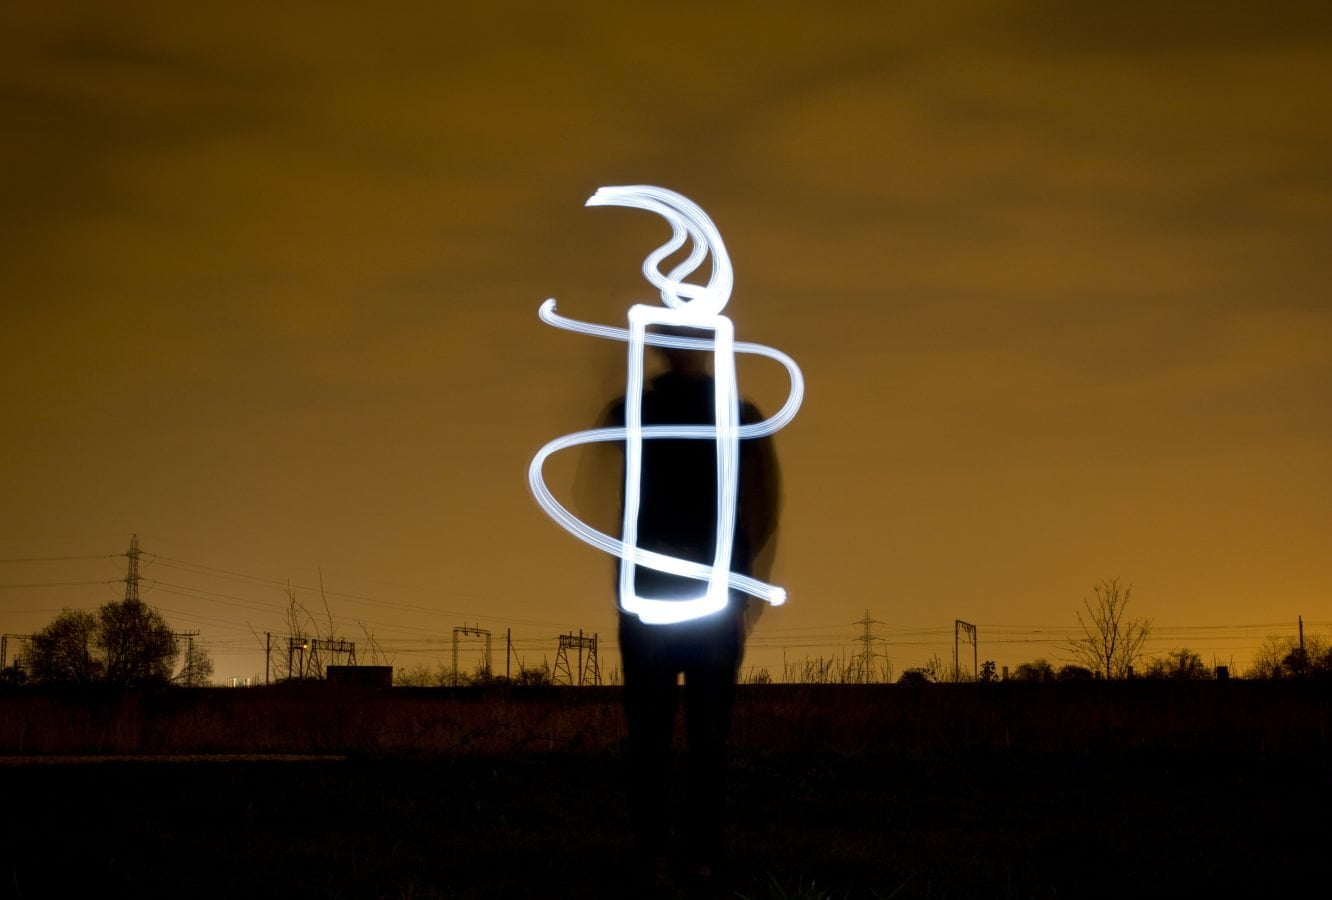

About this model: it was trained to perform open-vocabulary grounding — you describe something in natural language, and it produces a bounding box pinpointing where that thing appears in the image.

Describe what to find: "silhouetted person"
[603,331,781,885]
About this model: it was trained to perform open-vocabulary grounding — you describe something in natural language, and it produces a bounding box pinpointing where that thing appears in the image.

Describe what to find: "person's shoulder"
[602,396,626,426]
[739,398,765,425]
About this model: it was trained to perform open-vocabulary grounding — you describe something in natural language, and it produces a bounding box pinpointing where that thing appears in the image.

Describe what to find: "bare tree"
[1249,633,1331,678]
[358,621,386,667]
[175,641,215,687]
[1066,578,1151,679]
[318,569,336,644]
[926,652,973,683]
[285,582,312,638]
[282,582,316,679]
[1250,635,1289,678]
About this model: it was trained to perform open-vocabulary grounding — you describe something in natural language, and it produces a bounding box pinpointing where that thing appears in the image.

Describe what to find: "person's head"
[651,325,712,376]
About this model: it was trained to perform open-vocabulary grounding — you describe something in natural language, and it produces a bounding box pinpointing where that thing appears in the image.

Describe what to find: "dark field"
[2,683,1329,898]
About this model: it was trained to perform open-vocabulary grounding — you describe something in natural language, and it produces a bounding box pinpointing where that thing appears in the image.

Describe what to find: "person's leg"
[682,620,743,869]
[620,621,680,864]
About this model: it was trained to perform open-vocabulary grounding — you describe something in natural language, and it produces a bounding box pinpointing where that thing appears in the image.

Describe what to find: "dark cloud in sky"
[2,1,1329,678]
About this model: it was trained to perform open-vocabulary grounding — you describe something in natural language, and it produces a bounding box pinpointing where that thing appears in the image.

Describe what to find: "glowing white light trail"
[529,186,803,624]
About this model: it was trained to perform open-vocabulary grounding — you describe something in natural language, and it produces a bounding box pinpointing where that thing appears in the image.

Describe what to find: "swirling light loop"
[587,185,732,317]
[529,186,802,624]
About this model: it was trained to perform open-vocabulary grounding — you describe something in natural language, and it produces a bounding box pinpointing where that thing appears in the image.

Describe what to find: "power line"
[847,610,888,683]
[0,580,119,589]
[141,551,595,631]
[139,572,580,646]
[0,555,121,563]
[9,542,1328,679]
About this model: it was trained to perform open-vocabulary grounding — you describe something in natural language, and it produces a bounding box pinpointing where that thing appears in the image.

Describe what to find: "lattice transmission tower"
[124,534,141,602]
[849,610,890,683]
[553,630,600,685]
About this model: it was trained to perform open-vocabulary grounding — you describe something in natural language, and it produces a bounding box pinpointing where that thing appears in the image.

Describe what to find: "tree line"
[9,577,1323,687]
[2,597,213,687]
[895,578,1329,684]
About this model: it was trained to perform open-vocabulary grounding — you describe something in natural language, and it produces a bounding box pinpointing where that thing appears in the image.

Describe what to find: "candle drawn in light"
[529,186,803,624]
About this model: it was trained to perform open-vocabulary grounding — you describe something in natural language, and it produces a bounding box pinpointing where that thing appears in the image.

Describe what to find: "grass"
[2,679,1328,756]
[3,746,1328,898]
[1,681,1329,897]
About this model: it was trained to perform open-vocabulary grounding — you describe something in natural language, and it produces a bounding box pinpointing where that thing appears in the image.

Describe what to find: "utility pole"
[1299,615,1305,653]
[506,628,512,681]
[174,630,201,685]
[954,620,977,681]
[585,632,599,685]
[265,632,271,685]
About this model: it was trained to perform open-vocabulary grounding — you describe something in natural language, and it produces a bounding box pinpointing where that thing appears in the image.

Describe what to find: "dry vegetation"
[1,679,1328,757]
[2,681,1330,898]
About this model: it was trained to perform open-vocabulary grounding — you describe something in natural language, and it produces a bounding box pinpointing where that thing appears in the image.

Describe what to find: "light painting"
[528,186,803,624]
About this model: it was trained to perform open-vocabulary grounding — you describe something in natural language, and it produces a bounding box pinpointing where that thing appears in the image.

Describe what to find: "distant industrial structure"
[552,630,600,686]
[452,624,491,686]
[263,633,358,683]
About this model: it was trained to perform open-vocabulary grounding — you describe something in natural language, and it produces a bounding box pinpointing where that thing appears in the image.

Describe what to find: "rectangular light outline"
[619,304,739,624]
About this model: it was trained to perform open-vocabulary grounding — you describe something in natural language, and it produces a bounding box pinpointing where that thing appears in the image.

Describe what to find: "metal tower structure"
[553,630,600,685]
[849,610,887,683]
[287,635,311,679]
[452,625,492,686]
[1,634,30,671]
[310,638,356,673]
[281,635,355,680]
[124,534,141,603]
[174,630,201,685]
[954,619,978,681]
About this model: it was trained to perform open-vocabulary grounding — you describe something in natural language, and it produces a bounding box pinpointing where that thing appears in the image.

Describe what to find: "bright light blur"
[529,186,804,624]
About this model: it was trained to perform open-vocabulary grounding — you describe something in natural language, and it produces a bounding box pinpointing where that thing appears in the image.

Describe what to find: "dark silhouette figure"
[604,335,781,883]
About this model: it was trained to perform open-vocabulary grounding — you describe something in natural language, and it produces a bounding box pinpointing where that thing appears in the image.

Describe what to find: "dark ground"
[3,745,1328,899]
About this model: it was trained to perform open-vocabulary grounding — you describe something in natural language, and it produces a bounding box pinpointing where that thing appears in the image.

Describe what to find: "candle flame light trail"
[528,186,804,624]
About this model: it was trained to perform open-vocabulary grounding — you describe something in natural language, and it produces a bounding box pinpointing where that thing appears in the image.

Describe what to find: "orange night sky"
[2,1,1329,682]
